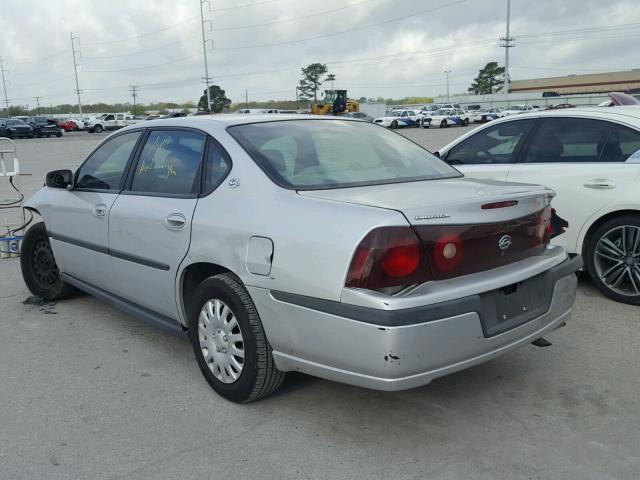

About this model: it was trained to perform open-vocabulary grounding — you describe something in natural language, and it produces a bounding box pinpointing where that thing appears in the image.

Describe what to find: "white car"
[373,109,424,128]
[502,105,536,116]
[436,107,640,304]
[426,108,470,128]
[472,107,503,123]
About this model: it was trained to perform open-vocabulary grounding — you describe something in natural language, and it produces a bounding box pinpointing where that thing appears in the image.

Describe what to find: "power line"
[211,0,468,50]
[81,34,201,60]
[212,0,291,12]
[211,0,378,32]
[80,16,201,46]
[83,54,200,73]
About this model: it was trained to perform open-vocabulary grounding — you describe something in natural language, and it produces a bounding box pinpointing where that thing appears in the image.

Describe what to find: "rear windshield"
[228,120,459,190]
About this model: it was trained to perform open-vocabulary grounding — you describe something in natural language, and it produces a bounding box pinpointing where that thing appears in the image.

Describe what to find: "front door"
[46,131,143,290]
[108,129,206,319]
[443,118,536,181]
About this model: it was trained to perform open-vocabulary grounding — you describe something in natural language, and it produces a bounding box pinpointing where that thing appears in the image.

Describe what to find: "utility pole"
[245,89,248,108]
[444,70,451,102]
[0,57,9,113]
[199,0,212,112]
[296,86,299,111]
[70,32,83,115]
[129,85,139,115]
[34,96,41,115]
[500,0,514,98]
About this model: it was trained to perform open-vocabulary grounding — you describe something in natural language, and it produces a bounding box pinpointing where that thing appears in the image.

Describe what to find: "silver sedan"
[20,115,580,402]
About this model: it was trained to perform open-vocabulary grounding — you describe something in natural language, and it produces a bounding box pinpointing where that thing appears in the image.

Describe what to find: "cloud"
[0,0,638,108]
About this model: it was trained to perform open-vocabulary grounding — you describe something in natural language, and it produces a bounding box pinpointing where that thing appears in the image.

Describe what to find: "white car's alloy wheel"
[593,225,640,298]
[198,298,245,383]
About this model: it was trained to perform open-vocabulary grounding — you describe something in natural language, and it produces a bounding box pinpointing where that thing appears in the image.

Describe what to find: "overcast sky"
[0,0,639,108]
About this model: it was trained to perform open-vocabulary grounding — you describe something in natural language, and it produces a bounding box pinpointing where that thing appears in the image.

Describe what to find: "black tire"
[20,222,78,301]
[390,120,398,129]
[188,273,285,402]
[584,214,640,305]
[462,118,469,126]
[29,135,34,139]
[440,120,447,128]
[46,135,50,138]
[6,131,12,139]
[415,118,422,127]
[93,125,103,133]
[56,132,62,137]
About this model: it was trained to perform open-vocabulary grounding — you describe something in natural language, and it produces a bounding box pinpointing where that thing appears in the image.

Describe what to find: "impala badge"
[498,235,512,251]
[414,214,450,220]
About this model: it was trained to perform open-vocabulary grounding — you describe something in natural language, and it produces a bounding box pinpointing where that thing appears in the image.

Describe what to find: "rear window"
[228,120,459,189]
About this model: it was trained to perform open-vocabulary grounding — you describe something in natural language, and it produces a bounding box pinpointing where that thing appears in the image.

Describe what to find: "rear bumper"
[249,256,580,391]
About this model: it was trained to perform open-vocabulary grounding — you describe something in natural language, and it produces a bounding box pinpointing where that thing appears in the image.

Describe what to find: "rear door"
[442,118,536,181]
[108,128,206,318]
[46,130,143,290]
[507,117,640,252]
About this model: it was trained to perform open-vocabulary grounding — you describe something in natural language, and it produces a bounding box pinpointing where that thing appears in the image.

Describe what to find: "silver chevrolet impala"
[20,116,580,402]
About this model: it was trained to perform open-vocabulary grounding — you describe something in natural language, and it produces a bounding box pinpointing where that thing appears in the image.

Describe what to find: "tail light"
[346,207,553,292]
[345,227,431,291]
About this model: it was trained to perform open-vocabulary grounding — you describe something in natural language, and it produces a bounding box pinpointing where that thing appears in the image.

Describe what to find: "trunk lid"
[300,177,555,281]
[298,177,554,226]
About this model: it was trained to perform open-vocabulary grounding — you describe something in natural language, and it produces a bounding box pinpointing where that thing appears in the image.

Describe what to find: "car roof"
[500,106,640,126]
[117,114,362,136]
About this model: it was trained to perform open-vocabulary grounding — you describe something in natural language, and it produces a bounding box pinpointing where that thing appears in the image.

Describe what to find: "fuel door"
[246,236,274,276]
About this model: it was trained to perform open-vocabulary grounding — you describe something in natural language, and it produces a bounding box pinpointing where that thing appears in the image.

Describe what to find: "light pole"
[444,70,451,102]
[199,0,212,112]
[501,0,514,98]
[295,86,299,111]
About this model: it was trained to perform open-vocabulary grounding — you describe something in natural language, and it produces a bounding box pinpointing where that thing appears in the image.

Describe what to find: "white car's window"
[522,118,628,163]
[229,120,460,189]
[606,123,640,162]
[76,131,141,190]
[259,135,298,175]
[130,130,205,195]
[445,119,535,165]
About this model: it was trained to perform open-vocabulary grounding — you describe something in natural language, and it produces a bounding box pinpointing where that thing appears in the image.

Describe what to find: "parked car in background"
[548,104,577,110]
[21,115,579,402]
[435,107,640,304]
[466,104,482,112]
[374,109,424,128]
[343,111,374,122]
[26,117,62,137]
[57,119,79,132]
[85,113,144,133]
[0,118,34,138]
[472,107,503,123]
[502,105,536,116]
[427,108,470,128]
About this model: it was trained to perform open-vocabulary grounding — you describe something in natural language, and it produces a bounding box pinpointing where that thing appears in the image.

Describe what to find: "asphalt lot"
[1,126,639,480]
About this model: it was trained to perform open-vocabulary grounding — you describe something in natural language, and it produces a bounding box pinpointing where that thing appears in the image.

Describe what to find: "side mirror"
[45,169,74,189]
[433,151,441,158]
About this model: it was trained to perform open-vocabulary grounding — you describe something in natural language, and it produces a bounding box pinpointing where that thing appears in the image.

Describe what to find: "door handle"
[93,203,108,217]
[583,179,616,189]
[164,213,186,230]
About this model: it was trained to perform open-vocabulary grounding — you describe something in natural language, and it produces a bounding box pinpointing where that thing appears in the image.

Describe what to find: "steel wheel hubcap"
[198,299,245,384]
[594,225,640,296]
[32,239,58,286]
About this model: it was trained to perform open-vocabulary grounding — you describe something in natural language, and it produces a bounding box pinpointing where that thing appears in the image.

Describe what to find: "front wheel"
[585,215,640,305]
[20,222,78,301]
[188,273,285,402]
[462,118,469,126]
[93,125,103,133]
[390,120,398,129]
[440,120,447,128]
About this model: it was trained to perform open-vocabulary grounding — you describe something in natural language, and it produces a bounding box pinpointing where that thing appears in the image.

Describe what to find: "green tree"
[468,61,505,94]
[198,85,231,113]
[297,63,335,104]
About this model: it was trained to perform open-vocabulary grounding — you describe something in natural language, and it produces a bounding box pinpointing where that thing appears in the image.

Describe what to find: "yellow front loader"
[311,90,359,115]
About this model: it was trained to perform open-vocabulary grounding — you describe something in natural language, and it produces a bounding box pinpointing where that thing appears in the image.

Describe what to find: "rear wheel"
[20,222,78,301]
[94,125,103,133]
[440,120,447,128]
[585,215,640,305]
[462,118,469,126]
[188,273,285,402]
[390,120,398,129]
